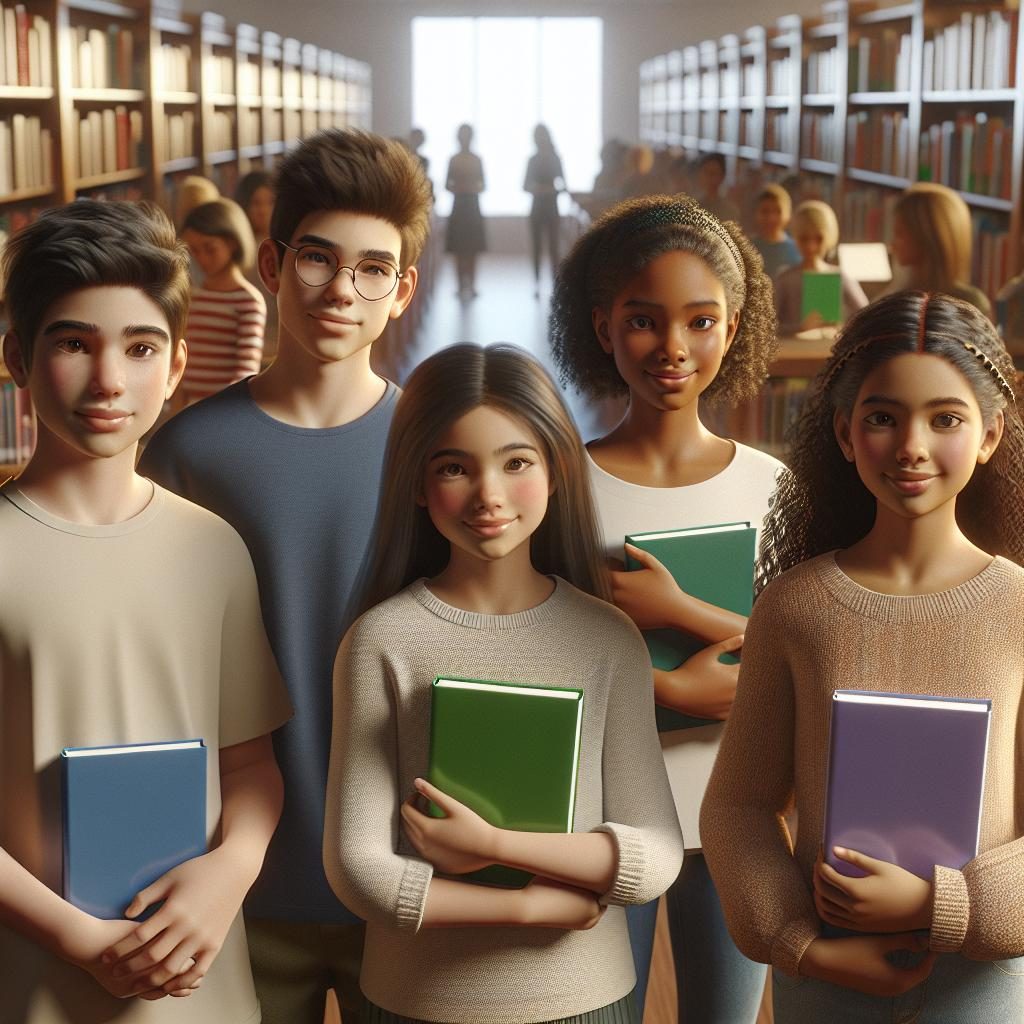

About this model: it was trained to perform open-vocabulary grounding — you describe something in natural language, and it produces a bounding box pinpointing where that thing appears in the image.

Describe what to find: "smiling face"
[259,209,417,366]
[419,404,553,567]
[6,285,186,461]
[834,352,1003,525]
[592,248,739,414]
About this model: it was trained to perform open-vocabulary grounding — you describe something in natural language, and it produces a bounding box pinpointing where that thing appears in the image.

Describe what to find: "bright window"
[412,17,603,217]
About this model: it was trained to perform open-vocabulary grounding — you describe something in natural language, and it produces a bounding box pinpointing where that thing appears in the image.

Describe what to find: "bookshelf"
[0,0,373,476]
[639,0,1024,305]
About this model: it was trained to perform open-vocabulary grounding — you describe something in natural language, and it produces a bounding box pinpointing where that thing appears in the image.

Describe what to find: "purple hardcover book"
[823,690,991,880]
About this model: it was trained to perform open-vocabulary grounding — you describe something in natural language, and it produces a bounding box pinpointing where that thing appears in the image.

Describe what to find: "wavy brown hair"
[757,291,1024,594]
[360,343,611,612]
[549,193,777,406]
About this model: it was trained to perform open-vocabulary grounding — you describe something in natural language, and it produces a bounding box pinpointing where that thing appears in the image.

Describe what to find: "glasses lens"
[353,258,399,300]
[293,245,339,287]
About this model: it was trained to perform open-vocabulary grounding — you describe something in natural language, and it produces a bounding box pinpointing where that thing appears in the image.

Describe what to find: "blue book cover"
[61,739,207,920]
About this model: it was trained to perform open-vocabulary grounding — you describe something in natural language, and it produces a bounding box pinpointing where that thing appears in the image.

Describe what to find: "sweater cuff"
[395,857,434,933]
[591,822,646,906]
[771,915,821,977]
[930,865,969,953]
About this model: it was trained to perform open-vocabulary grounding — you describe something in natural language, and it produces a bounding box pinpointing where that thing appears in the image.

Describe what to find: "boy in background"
[140,129,432,1023]
[0,199,291,1023]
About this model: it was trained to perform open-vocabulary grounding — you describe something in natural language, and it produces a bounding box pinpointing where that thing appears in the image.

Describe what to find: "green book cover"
[801,271,843,324]
[625,521,755,733]
[428,676,584,888]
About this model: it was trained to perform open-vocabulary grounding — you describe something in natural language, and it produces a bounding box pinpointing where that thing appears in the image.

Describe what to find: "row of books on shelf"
[923,11,1016,94]
[805,46,839,96]
[69,24,136,91]
[155,42,192,95]
[769,58,794,98]
[0,113,52,194]
[164,110,195,162]
[848,30,912,94]
[802,111,841,163]
[766,110,794,153]
[208,109,234,153]
[208,54,235,96]
[847,110,911,177]
[974,216,1011,303]
[1,4,50,88]
[0,378,34,466]
[917,114,1012,200]
[73,107,144,179]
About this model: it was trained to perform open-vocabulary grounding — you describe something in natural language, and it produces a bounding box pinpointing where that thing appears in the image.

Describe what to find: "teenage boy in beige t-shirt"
[0,199,292,1024]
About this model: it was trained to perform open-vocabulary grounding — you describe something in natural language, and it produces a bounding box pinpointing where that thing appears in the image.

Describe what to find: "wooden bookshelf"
[639,0,1024,304]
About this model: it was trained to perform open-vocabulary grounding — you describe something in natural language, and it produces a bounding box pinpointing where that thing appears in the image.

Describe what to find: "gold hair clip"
[961,341,1017,402]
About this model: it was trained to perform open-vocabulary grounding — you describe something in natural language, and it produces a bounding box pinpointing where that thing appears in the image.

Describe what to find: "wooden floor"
[325,252,773,1024]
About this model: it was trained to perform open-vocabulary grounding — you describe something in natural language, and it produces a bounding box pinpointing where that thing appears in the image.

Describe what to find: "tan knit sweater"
[323,578,684,1023]
[700,552,1024,977]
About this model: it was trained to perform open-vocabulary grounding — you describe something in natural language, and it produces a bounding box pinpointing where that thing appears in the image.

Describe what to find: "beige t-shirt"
[0,482,292,1024]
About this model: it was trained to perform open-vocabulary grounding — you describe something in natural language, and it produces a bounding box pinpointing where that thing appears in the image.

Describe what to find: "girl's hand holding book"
[402,777,498,875]
[813,846,934,933]
[798,933,936,997]
[68,915,176,1001]
[653,635,744,721]
[612,545,686,631]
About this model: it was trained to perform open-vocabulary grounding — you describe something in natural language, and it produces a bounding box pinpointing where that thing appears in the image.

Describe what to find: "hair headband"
[821,329,1016,403]
[593,198,746,284]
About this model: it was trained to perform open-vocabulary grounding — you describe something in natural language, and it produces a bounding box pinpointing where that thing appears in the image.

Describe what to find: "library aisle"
[372,250,627,444]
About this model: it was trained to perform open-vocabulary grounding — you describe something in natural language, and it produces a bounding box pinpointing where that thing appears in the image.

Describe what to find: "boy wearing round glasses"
[140,129,432,1024]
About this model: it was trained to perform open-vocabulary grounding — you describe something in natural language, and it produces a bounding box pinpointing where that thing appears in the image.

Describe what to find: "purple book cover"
[823,690,991,880]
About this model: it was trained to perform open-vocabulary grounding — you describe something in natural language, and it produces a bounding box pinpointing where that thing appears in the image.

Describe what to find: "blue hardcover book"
[61,739,207,920]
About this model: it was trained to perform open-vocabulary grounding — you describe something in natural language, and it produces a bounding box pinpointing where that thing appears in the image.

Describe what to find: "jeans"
[665,852,767,1023]
[773,950,1024,1023]
[624,897,660,1017]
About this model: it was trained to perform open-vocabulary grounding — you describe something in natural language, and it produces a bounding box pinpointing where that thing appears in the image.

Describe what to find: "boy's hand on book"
[521,877,604,930]
[66,915,171,1001]
[100,847,247,997]
[813,847,933,933]
[654,635,744,720]
[402,778,497,875]
[611,545,684,631]
[799,933,935,997]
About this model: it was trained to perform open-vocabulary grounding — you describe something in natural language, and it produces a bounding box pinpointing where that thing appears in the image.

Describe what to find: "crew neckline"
[0,480,163,538]
[817,550,1012,623]
[239,377,398,437]
[409,576,567,630]
[585,442,745,494]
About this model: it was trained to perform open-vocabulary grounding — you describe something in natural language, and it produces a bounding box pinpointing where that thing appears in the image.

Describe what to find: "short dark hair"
[270,129,433,268]
[235,169,273,211]
[182,198,256,271]
[2,199,189,370]
[698,152,726,173]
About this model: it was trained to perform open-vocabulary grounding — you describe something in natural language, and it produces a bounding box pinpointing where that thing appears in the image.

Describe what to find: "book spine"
[13,2,26,86]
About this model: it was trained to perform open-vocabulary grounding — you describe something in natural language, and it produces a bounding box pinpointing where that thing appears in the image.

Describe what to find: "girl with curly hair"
[549,194,781,1023]
[701,291,1024,1021]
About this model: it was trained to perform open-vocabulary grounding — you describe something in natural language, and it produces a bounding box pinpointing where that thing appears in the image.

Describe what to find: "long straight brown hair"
[360,343,611,612]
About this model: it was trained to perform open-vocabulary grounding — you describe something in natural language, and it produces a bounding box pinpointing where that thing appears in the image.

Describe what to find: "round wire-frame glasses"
[276,241,403,301]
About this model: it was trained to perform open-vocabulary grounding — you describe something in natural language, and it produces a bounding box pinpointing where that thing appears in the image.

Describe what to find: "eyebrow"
[860,395,972,409]
[42,320,171,344]
[295,235,399,264]
[622,298,722,310]
[428,443,541,460]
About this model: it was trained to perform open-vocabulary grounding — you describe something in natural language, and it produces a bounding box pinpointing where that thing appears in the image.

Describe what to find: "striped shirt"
[182,285,265,401]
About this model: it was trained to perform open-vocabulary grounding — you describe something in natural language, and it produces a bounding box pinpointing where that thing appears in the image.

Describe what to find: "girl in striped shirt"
[180,198,265,404]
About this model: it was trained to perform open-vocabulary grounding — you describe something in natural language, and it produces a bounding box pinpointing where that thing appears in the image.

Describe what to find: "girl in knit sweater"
[701,291,1024,1021]
[323,343,684,1024]
[549,194,781,1023]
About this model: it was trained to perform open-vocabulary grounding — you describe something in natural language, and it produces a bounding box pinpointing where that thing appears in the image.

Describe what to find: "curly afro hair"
[549,193,778,407]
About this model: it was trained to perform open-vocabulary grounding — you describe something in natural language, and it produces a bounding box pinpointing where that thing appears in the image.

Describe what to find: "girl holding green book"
[549,193,782,1023]
[323,343,684,1024]
[701,291,1024,1020]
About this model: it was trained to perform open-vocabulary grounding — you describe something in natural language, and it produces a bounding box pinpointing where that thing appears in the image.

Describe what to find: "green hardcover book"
[801,271,843,324]
[625,521,756,733]
[428,676,584,889]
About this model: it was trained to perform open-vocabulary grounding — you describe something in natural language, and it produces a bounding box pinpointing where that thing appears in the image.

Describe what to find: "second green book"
[427,676,585,888]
